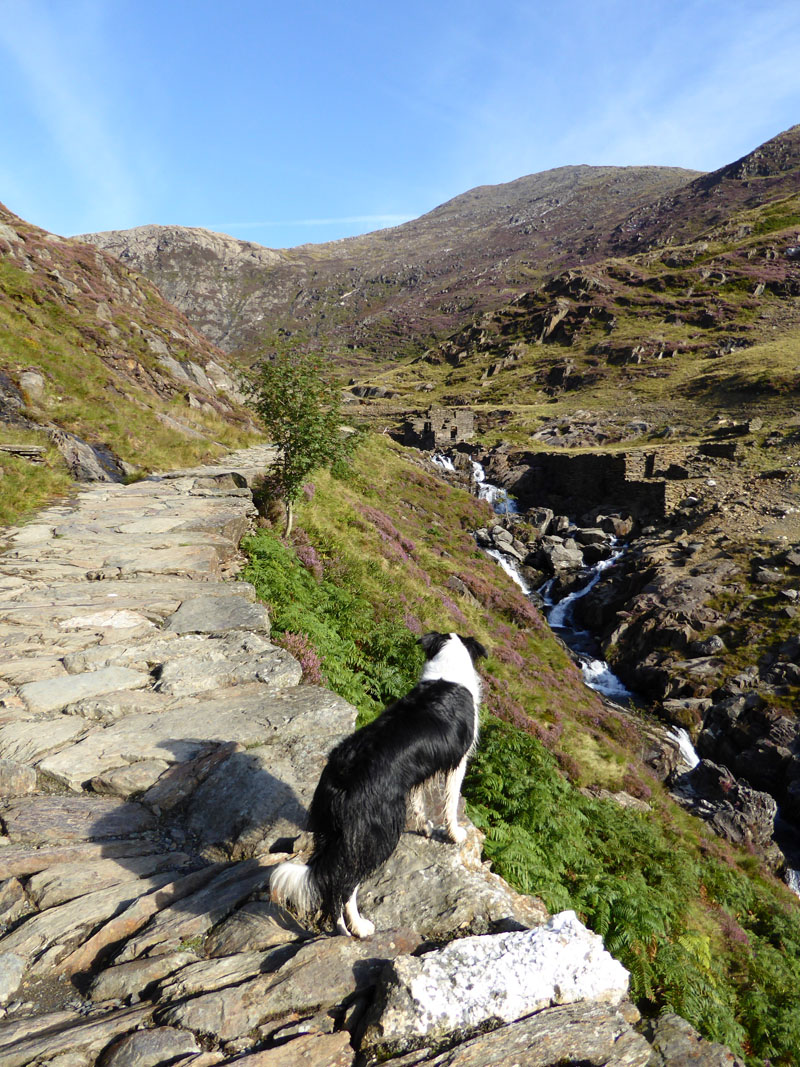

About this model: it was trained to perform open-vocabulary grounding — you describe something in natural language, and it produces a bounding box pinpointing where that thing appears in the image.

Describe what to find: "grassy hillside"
[357,188,800,439]
[0,203,258,528]
[242,434,800,1065]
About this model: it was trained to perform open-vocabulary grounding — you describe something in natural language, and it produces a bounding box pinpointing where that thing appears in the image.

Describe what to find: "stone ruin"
[402,407,474,450]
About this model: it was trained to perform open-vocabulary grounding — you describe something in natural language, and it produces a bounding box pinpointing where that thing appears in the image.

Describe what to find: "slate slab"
[0,716,92,763]
[101,1026,200,1067]
[233,1033,355,1067]
[370,1002,652,1067]
[159,930,422,1041]
[0,794,156,845]
[18,665,150,714]
[164,592,270,635]
[0,1005,152,1067]
[360,827,547,940]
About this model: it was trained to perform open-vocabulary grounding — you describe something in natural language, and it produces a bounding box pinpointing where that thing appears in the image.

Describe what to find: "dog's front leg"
[443,757,469,844]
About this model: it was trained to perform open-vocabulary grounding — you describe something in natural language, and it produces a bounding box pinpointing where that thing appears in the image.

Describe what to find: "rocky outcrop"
[0,445,737,1065]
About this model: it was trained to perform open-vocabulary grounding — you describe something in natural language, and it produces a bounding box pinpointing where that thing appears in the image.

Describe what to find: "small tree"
[245,339,349,536]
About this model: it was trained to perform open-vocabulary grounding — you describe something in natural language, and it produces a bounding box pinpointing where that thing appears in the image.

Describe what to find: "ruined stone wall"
[507,449,690,520]
[403,408,474,449]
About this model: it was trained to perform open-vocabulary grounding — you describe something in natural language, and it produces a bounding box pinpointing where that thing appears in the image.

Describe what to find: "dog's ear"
[419,631,449,659]
[459,635,488,663]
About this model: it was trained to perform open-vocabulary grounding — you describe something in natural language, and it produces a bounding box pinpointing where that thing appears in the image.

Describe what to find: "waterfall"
[471,460,519,515]
[786,868,800,900]
[668,727,700,772]
[431,453,456,474]
[469,460,632,702]
[484,547,532,595]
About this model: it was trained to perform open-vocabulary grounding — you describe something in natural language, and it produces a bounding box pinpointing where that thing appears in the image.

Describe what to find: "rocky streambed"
[0,444,743,1066]
[438,448,800,893]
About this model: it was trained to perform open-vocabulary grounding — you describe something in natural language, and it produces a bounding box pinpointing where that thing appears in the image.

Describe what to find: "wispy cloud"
[0,2,141,231]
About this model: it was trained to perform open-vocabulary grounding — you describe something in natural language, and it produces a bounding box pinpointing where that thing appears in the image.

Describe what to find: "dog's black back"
[307,678,477,923]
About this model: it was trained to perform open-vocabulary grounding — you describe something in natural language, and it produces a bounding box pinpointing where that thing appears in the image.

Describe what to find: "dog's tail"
[270,860,320,916]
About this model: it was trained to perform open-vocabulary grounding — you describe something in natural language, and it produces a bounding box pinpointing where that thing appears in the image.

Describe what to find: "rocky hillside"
[0,202,258,527]
[0,441,764,1065]
[81,165,699,361]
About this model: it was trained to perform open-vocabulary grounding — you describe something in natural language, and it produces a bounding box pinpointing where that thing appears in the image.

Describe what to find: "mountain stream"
[431,453,800,896]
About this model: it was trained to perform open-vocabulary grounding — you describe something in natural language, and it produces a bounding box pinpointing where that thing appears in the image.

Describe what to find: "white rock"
[364,911,629,1050]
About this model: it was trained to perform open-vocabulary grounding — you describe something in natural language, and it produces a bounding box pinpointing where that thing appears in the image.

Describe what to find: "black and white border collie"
[270,631,487,937]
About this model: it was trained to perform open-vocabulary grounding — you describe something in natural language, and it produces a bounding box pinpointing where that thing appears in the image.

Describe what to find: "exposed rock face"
[0,202,255,487]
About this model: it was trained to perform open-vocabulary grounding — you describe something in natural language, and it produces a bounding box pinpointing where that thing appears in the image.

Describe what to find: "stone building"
[403,408,475,450]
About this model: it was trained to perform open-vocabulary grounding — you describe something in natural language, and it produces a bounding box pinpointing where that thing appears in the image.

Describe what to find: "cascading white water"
[485,547,532,595]
[431,453,457,474]
[468,459,633,702]
[471,460,518,515]
[540,550,634,700]
[667,726,700,772]
[786,868,800,899]
[547,551,622,630]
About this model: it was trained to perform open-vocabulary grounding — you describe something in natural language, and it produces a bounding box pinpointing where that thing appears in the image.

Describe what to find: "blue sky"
[1,0,799,249]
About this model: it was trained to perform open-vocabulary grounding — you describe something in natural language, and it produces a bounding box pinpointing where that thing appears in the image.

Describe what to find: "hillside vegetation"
[242,436,800,1065]
[0,203,258,527]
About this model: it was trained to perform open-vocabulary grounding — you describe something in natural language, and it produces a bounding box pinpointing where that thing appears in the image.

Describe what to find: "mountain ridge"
[81,164,701,358]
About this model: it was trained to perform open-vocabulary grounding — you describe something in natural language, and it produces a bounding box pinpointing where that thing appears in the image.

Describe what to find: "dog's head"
[419,631,488,665]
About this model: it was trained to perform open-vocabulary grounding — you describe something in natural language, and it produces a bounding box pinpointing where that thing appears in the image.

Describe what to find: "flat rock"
[0,716,92,763]
[90,759,172,797]
[645,1011,745,1066]
[0,872,175,970]
[26,852,191,909]
[360,827,547,940]
[154,632,300,696]
[160,930,422,1041]
[233,1033,354,1066]
[0,757,37,796]
[0,1004,152,1067]
[116,857,283,961]
[361,912,630,1055]
[38,683,347,796]
[99,1025,200,1067]
[0,794,156,845]
[164,593,270,635]
[205,900,311,956]
[90,950,200,1003]
[18,665,150,714]
[0,839,160,880]
[375,1002,652,1067]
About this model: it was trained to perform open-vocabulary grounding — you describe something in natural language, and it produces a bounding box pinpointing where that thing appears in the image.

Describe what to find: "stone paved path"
[0,447,734,1066]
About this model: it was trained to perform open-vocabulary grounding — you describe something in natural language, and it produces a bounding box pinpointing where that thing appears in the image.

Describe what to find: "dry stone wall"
[0,446,741,1065]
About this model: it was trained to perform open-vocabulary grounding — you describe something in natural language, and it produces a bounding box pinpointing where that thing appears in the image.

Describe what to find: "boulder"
[360,911,629,1057]
[672,760,777,849]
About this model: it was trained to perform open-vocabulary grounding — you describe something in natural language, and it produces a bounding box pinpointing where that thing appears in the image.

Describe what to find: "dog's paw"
[448,824,468,845]
[350,917,375,938]
[410,817,437,838]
